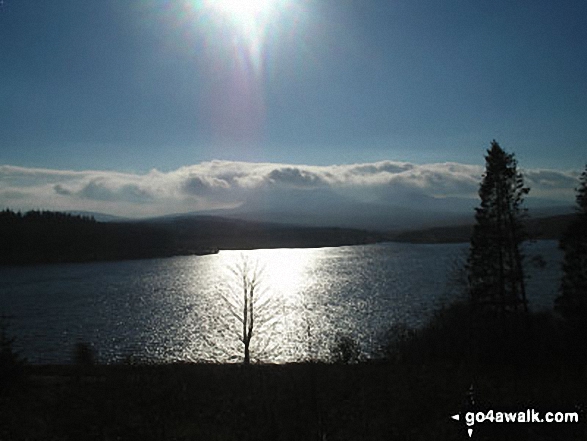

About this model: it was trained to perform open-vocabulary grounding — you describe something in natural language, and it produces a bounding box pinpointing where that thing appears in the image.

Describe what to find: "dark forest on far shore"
[0,209,385,265]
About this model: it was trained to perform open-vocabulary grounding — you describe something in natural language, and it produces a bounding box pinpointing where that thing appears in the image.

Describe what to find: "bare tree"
[220,256,274,364]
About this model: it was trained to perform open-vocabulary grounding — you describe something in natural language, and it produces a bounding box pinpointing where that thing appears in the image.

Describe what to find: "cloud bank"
[0,160,579,219]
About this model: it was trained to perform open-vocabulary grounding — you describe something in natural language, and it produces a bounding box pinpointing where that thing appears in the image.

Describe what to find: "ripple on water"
[0,241,562,363]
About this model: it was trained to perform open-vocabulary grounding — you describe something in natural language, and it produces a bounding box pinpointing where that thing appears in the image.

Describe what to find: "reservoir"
[0,241,562,364]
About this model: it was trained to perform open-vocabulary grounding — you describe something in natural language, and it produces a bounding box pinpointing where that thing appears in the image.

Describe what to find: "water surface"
[0,241,562,363]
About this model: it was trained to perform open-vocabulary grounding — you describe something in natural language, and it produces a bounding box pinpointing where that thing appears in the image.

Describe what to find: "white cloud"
[0,160,578,218]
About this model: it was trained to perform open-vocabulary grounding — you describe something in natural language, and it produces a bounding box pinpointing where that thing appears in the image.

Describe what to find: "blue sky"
[1,0,586,218]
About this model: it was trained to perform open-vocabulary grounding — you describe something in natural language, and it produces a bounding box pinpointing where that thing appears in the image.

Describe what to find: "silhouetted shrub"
[73,341,96,366]
[330,333,361,364]
[382,300,568,370]
[391,301,472,365]
[0,316,26,395]
[376,321,417,361]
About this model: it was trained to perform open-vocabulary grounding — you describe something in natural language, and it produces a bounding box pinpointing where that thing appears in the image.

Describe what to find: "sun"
[197,0,287,72]
[201,0,280,36]
[209,0,277,18]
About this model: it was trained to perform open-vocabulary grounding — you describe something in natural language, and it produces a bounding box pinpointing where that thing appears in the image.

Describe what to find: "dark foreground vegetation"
[0,209,384,265]
[2,304,587,441]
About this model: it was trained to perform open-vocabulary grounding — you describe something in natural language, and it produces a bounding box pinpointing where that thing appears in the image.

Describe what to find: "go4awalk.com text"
[451,409,579,438]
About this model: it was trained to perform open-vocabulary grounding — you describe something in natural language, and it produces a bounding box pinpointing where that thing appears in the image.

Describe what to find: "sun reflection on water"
[191,248,322,363]
[164,246,411,363]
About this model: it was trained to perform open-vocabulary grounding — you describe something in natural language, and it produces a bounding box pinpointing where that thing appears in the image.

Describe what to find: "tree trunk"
[244,342,250,364]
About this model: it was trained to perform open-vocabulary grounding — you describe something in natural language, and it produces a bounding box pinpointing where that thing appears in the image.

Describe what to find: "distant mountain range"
[65,189,575,240]
[63,210,129,222]
[142,188,572,234]
[76,204,575,245]
[153,210,576,245]
[195,187,479,231]
[63,182,574,233]
[390,213,577,243]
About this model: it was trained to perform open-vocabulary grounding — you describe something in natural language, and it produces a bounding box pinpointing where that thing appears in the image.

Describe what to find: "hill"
[391,213,576,243]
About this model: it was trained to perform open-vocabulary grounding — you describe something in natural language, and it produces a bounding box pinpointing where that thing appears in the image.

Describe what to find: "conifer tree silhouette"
[467,141,529,315]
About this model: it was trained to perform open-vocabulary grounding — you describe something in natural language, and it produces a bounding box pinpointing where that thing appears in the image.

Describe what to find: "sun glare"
[210,0,276,18]
[195,0,290,73]
[202,0,280,37]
